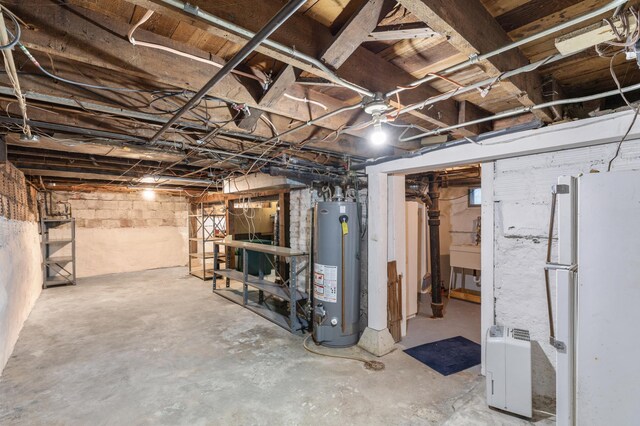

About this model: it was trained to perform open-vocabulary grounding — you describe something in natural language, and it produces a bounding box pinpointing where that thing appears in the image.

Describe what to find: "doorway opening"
[399,165,482,361]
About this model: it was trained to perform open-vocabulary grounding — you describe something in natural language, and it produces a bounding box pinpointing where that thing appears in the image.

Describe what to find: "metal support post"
[428,174,444,318]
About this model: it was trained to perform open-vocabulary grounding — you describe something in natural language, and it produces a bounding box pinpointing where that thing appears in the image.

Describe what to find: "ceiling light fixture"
[370,114,387,146]
[142,188,156,201]
[363,93,390,146]
[19,133,40,142]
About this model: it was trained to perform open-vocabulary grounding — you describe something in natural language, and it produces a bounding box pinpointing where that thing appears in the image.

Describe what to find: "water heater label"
[314,263,338,303]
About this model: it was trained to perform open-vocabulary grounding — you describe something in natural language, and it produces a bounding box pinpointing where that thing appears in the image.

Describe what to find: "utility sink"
[450,245,481,270]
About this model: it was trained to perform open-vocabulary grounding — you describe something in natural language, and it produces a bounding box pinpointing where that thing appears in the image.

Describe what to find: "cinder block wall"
[50,191,188,277]
[490,138,640,408]
[0,163,42,374]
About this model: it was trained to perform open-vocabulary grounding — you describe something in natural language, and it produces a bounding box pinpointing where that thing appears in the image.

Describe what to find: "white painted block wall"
[50,191,188,278]
[490,137,640,406]
[0,217,42,373]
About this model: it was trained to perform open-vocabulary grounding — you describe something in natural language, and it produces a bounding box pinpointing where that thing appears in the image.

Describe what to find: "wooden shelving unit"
[188,202,227,280]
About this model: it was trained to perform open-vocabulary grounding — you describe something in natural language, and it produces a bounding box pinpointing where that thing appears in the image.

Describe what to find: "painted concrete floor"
[0,267,553,425]
[400,298,481,350]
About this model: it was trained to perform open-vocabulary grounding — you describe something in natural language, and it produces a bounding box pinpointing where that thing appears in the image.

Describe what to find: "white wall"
[490,137,640,406]
[0,162,42,374]
[51,191,188,278]
[439,187,482,288]
[0,218,42,373]
[440,187,481,249]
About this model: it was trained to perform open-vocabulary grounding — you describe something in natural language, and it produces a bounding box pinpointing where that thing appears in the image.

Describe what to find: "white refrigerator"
[555,170,640,425]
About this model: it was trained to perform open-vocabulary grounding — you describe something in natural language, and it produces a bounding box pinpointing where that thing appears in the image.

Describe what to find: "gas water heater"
[312,200,360,347]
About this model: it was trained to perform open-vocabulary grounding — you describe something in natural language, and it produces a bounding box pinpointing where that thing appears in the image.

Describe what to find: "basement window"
[468,188,481,207]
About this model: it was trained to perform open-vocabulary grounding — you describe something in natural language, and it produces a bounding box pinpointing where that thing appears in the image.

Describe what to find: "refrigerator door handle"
[545,262,578,272]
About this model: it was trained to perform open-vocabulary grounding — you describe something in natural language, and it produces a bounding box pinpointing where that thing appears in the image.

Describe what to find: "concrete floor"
[400,298,481,350]
[0,267,553,425]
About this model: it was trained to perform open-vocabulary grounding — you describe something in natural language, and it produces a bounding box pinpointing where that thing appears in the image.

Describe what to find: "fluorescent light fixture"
[555,13,638,56]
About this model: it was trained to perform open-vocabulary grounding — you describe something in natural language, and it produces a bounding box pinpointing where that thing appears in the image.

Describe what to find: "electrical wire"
[7,25,164,94]
[594,7,640,171]
[127,9,269,87]
[607,106,638,171]
[283,93,328,110]
[0,7,30,137]
[0,6,19,50]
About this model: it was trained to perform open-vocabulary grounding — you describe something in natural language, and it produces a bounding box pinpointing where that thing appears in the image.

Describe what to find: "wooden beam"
[397,0,552,122]
[241,0,393,133]
[321,0,394,69]
[0,77,372,158]
[369,23,438,41]
[15,2,365,143]
[122,0,474,134]
[458,101,492,135]
[236,65,297,130]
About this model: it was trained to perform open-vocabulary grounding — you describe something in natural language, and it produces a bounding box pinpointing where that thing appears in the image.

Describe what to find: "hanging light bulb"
[142,188,156,201]
[370,115,387,146]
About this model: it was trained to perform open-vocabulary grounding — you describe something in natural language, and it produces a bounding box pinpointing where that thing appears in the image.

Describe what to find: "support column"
[480,162,495,375]
[358,171,395,356]
[387,175,407,336]
[428,174,444,318]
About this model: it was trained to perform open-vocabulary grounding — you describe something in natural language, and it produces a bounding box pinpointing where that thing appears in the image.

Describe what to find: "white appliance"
[486,325,532,418]
[554,171,640,426]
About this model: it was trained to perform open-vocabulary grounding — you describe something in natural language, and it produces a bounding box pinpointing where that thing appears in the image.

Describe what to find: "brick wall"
[0,162,37,222]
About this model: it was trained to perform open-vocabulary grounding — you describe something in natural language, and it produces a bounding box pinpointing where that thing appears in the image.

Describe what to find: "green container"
[235,239,274,276]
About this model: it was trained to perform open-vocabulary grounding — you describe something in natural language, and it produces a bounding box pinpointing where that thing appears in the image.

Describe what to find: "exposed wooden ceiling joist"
[118,0,480,134]
[397,0,553,122]
[368,23,438,41]
[13,1,378,151]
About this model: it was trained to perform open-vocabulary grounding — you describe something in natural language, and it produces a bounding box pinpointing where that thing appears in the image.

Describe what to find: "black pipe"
[264,166,345,186]
[148,0,308,144]
[428,174,444,318]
